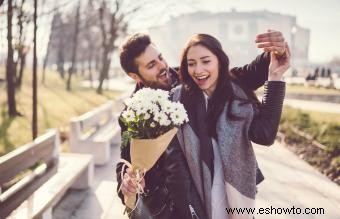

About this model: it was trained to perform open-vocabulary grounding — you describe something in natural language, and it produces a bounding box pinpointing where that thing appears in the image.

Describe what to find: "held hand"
[268,43,291,81]
[121,168,145,197]
[255,29,286,55]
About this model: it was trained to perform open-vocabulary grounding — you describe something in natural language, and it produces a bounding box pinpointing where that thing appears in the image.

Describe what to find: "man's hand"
[255,30,286,56]
[121,168,145,197]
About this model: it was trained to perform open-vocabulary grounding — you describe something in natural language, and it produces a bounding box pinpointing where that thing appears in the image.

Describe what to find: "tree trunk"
[88,48,93,88]
[42,44,49,84]
[67,1,81,91]
[97,47,111,94]
[16,52,26,88]
[32,0,38,139]
[16,0,26,89]
[57,43,65,79]
[6,0,18,117]
[81,60,85,77]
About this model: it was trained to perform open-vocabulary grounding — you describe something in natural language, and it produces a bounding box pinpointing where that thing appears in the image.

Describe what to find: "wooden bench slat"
[0,133,57,185]
[0,158,58,219]
[7,154,92,219]
[0,130,59,218]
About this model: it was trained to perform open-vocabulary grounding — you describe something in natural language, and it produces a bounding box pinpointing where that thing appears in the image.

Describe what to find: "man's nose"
[157,60,166,69]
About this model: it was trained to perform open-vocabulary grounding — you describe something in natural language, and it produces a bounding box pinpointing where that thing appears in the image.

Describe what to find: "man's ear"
[127,72,142,83]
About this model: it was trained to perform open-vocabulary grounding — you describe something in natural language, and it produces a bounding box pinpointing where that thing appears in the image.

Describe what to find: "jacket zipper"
[189,204,199,219]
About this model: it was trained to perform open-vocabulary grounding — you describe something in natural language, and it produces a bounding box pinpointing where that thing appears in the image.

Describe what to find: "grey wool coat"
[168,81,286,219]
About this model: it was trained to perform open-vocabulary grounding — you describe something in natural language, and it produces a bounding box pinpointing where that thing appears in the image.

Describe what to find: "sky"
[136,0,340,63]
[1,0,339,65]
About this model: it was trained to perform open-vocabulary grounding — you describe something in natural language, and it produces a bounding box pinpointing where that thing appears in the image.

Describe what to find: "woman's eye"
[203,60,210,64]
[188,63,195,67]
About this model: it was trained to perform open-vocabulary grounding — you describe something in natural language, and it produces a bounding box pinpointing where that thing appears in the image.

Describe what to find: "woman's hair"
[179,34,248,138]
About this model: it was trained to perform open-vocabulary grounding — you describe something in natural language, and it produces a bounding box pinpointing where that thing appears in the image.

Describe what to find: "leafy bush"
[280,106,340,155]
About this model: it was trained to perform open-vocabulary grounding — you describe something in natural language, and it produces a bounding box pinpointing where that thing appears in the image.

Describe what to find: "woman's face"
[187,44,219,97]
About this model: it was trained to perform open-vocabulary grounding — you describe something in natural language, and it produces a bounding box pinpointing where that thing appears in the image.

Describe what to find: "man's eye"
[147,64,155,69]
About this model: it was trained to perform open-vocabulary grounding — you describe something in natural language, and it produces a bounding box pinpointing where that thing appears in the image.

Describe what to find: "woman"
[165,34,290,219]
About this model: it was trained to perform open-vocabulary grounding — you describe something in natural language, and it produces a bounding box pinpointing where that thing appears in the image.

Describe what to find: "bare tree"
[42,9,59,83]
[6,0,19,117]
[32,0,38,139]
[66,1,81,91]
[15,0,30,88]
[96,0,142,94]
[95,0,167,94]
[82,0,101,87]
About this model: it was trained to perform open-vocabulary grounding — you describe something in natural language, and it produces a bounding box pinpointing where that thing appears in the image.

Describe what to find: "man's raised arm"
[230,30,287,90]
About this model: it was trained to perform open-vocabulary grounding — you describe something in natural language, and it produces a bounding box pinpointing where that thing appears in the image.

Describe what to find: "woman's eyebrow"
[200,56,210,60]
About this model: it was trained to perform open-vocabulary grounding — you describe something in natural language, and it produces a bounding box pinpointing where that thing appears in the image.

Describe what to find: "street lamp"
[291,26,297,75]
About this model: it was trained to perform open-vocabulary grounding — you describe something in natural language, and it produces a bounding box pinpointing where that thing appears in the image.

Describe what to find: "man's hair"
[119,33,151,75]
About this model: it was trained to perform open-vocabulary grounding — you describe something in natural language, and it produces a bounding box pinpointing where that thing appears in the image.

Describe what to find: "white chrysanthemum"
[157,99,170,113]
[149,103,161,115]
[124,98,133,107]
[154,112,167,123]
[170,111,188,125]
[143,112,151,120]
[133,102,149,116]
[133,87,167,102]
[121,87,188,139]
[168,102,188,125]
[122,109,135,122]
[154,89,169,102]
[159,115,171,126]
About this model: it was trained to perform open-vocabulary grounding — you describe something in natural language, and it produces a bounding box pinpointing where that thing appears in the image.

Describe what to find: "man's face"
[131,44,171,90]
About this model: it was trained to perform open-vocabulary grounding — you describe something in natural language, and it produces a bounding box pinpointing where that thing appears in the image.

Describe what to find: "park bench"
[0,129,93,219]
[69,101,121,165]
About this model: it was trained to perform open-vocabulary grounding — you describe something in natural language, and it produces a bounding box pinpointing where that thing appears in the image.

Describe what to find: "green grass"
[281,106,340,153]
[283,106,340,125]
[0,69,121,156]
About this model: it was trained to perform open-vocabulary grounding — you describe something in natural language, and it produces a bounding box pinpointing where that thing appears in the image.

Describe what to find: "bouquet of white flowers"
[119,88,188,209]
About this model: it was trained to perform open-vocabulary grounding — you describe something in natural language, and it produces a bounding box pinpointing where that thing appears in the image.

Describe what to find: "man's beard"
[139,70,171,90]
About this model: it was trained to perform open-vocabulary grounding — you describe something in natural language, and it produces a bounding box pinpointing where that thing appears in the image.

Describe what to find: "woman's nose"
[194,63,203,74]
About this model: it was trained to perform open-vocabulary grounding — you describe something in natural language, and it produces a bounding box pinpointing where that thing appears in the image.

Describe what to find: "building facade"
[148,9,310,69]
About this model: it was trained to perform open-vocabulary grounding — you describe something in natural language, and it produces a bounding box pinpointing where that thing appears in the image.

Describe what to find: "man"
[116,31,287,218]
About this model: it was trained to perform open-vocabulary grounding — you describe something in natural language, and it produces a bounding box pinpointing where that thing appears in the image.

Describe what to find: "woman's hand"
[268,42,291,81]
[121,168,145,197]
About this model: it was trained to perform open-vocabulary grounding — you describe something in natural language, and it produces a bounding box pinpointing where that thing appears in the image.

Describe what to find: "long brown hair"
[179,34,244,138]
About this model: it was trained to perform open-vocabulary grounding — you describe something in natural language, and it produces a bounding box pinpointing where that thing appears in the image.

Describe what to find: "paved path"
[53,144,127,219]
[255,142,340,219]
[53,141,340,219]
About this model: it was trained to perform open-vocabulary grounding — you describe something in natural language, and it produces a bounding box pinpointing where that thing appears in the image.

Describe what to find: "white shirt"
[203,92,229,219]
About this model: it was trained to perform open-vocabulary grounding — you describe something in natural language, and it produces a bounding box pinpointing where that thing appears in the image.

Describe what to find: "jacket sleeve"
[164,137,208,219]
[230,52,270,90]
[115,116,131,204]
[249,81,286,146]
